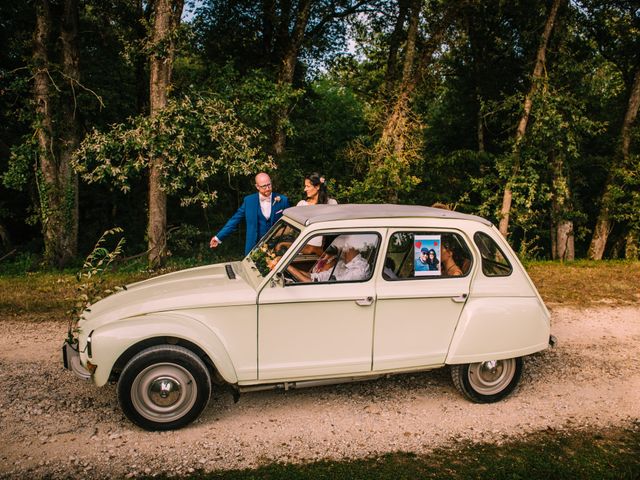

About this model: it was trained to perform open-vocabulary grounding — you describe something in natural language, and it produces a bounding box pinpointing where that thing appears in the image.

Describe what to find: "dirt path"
[1,306,639,479]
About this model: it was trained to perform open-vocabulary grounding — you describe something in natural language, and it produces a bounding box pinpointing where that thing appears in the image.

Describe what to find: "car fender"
[87,313,238,387]
[445,296,550,364]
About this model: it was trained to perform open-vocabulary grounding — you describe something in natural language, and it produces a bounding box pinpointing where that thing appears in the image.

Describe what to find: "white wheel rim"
[467,359,516,396]
[131,363,197,423]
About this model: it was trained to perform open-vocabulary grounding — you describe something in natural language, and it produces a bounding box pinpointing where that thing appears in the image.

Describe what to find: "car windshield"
[247,219,301,277]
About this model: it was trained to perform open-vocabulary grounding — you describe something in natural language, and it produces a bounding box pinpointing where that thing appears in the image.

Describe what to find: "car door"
[257,231,381,381]
[373,230,474,371]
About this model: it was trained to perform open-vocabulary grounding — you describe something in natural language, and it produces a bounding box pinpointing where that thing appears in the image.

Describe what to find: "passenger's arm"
[286,264,312,283]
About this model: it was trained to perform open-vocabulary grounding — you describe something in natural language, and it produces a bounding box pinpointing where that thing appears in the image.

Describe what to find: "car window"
[383,232,472,281]
[473,231,513,277]
[248,220,301,277]
[284,232,380,284]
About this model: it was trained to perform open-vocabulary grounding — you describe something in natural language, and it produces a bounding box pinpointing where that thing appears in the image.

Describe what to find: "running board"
[238,374,385,393]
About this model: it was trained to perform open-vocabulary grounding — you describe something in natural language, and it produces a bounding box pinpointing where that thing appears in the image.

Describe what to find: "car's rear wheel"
[117,345,211,431]
[451,357,522,403]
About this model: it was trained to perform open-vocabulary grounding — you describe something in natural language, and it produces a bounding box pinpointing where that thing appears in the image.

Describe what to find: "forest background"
[0,0,638,269]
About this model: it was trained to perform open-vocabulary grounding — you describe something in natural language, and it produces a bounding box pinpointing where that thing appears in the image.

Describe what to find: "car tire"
[117,345,211,431]
[450,357,523,403]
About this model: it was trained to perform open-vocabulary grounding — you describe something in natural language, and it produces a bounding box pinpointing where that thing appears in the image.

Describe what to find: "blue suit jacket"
[216,193,290,255]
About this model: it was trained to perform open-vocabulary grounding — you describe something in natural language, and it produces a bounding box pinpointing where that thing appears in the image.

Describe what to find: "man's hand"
[210,236,220,248]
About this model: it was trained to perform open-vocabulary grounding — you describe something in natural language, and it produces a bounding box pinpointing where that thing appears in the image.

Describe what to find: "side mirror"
[270,271,285,288]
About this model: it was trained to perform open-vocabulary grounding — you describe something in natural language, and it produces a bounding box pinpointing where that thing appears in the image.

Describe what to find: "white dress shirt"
[310,254,370,282]
[259,193,272,219]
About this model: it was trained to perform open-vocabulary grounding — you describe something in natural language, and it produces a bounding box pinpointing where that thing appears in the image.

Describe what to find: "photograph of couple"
[414,235,441,276]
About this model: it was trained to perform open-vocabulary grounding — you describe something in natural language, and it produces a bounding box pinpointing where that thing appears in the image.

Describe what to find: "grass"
[525,260,640,306]
[0,270,154,321]
[145,426,640,480]
[1,259,639,321]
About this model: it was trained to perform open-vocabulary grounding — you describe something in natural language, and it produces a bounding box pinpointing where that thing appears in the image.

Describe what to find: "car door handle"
[451,293,468,303]
[356,296,374,306]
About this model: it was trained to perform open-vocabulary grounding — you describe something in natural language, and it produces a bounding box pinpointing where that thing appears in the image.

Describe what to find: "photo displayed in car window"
[414,234,441,276]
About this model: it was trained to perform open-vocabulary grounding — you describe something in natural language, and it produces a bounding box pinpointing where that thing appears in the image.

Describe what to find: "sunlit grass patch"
[0,271,153,319]
[525,260,640,306]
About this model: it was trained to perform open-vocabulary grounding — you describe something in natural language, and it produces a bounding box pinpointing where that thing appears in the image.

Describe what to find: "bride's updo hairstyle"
[306,172,329,204]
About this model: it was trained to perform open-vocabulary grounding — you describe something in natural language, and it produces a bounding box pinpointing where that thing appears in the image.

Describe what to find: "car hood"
[80,262,256,330]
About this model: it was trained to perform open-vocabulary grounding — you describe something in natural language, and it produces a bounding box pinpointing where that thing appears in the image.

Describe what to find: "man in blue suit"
[210,172,290,255]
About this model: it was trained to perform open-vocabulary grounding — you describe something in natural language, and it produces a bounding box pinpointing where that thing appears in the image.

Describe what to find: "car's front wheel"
[450,357,522,403]
[117,345,211,431]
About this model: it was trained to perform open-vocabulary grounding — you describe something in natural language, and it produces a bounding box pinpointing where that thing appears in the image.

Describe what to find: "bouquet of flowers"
[250,244,277,276]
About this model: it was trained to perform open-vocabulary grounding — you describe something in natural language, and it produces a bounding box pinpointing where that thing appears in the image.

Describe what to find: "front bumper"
[62,341,92,380]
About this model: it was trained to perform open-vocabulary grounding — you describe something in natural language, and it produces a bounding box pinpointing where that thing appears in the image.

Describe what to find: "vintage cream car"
[63,204,554,431]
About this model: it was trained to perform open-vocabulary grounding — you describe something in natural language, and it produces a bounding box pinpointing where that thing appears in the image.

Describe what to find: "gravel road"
[1,305,639,479]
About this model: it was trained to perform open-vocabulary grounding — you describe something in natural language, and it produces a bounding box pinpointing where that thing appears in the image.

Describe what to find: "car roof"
[284,204,493,227]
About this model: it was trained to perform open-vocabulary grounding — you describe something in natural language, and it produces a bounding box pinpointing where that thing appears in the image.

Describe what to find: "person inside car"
[441,239,463,276]
[286,235,375,283]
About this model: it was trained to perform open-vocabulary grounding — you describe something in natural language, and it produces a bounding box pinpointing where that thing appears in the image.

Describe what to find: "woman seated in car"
[441,238,463,276]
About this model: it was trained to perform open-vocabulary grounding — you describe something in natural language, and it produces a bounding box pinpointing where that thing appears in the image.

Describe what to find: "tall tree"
[147,0,184,266]
[498,0,564,237]
[59,0,81,262]
[271,0,314,157]
[372,0,424,203]
[588,66,640,259]
[344,0,452,203]
[32,0,82,267]
[583,0,640,259]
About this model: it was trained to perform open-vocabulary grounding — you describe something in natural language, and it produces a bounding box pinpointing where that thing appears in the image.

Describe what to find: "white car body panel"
[445,296,550,363]
[373,276,471,371]
[86,313,243,386]
[81,262,254,330]
[76,262,257,386]
[258,280,376,380]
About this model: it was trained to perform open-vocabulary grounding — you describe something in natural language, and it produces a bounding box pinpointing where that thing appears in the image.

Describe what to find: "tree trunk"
[272,0,312,157]
[59,0,80,261]
[262,0,276,63]
[588,66,640,259]
[556,220,574,261]
[147,0,184,266]
[498,0,563,237]
[550,153,574,261]
[477,101,485,153]
[372,0,421,203]
[463,4,485,154]
[380,0,420,141]
[134,0,149,114]
[621,68,640,160]
[0,223,11,250]
[33,0,54,192]
[625,230,638,260]
[361,0,458,203]
[587,206,612,260]
[33,0,78,267]
[384,0,409,94]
